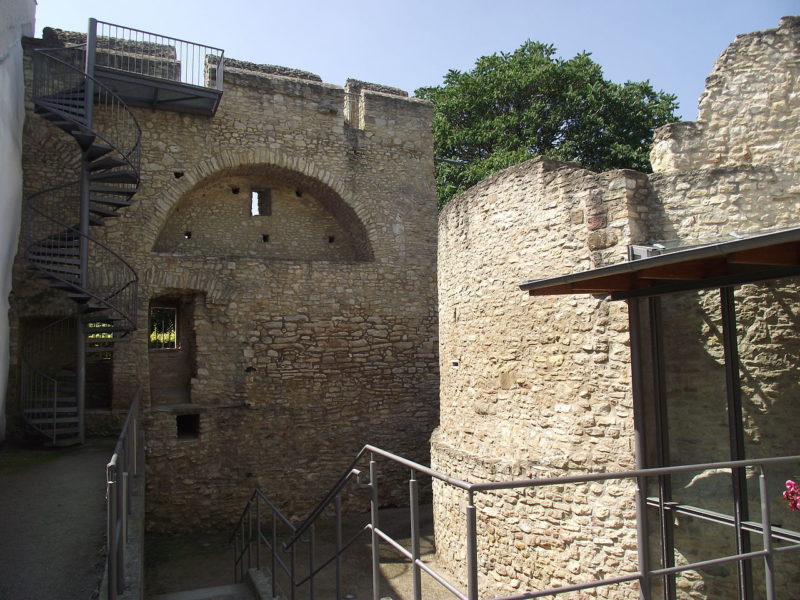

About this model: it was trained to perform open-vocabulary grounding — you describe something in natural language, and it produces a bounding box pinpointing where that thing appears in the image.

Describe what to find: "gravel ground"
[0,438,115,600]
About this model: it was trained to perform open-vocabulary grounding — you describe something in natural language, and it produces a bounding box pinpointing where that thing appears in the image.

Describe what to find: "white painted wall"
[0,0,36,441]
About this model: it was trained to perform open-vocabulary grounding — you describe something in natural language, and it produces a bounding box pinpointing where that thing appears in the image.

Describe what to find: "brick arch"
[141,265,234,304]
[144,150,375,260]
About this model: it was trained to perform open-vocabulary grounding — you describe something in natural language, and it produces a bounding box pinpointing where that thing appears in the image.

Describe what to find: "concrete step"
[148,582,255,600]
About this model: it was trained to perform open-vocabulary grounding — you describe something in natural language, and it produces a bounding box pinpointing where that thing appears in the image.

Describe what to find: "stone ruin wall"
[13,38,440,530]
[433,158,649,598]
[433,16,800,600]
[644,16,800,598]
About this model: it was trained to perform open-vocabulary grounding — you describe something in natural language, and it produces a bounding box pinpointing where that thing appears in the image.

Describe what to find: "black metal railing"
[233,447,800,600]
[105,390,142,600]
[24,181,139,329]
[93,19,224,89]
[19,315,78,441]
[32,44,142,178]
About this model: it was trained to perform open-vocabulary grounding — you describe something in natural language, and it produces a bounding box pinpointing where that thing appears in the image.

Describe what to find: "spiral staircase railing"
[21,42,142,445]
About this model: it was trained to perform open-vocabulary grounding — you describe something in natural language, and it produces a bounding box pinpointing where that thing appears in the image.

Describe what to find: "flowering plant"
[784,480,800,512]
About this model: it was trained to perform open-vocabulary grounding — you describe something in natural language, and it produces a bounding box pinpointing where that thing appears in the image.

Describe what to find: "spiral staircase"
[19,21,224,446]
[20,42,141,446]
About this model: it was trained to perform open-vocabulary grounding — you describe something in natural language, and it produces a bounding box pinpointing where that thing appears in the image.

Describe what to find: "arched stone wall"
[138,149,376,259]
[152,164,373,261]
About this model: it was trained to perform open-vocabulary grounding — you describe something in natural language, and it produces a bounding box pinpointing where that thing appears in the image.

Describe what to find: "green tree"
[415,41,679,208]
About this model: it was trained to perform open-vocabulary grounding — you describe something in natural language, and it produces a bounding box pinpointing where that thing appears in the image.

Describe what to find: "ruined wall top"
[651,16,800,173]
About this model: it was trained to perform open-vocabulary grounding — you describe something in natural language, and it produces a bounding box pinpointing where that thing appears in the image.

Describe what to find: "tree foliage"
[415,41,679,208]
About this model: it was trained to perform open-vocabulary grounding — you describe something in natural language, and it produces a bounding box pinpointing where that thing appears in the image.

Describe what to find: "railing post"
[759,466,775,600]
[107,465,117,600]
[370,453,381,600]
[116,467,125,594]
[256,496,261,572]
[85,18,97,127]
[335,494,342,600]
[634,482,652,600]
[466,490,479,600]
[309,523,316,600]
[271,514,277,599]
[290,544,297,600]
[409,469,422,600]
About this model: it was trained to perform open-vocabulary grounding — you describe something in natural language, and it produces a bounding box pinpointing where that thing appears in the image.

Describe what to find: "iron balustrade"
[24,181,140,331]
[93,20,224,89]
[31,45,142,177]
[105,390,142,600]
[233,446,800,600]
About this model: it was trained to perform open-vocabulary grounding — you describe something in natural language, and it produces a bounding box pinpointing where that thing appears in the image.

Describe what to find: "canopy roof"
[520,226,800,300]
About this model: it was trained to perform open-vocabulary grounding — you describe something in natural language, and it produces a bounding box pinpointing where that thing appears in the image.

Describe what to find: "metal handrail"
[25,181,139,330]
[93,19,224,90]
[233,446,800,600]
[105,389,141,600]
[33,45,142,178]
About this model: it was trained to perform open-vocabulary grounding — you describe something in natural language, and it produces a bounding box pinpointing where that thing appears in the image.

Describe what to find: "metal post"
[309,523,316,600]
[466,491,479,600]
[116,469,125,594]
[370,454,380,600]
[335,495,342,600]
[721,286,753,600]
[629,298,652,600]
[758,467,775,600]
[256,497,261,572]
[290,544,297,600]
[271,514,277,599]
[107,468,117,600]
[650,297,675,600]
[76,314,86,445]
[409,469,422,600]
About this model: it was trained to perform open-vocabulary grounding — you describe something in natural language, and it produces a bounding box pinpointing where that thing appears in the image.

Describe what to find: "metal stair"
[21,42,141,446]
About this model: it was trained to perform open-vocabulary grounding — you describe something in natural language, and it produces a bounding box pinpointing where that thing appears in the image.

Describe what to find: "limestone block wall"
[434,16,800,599]
[432,158,649,598]
[644,17,800,598]
[14,36,439,531]
[651,16,800,173]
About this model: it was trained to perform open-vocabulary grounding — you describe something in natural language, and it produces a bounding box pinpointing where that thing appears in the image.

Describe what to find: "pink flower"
[784,480,800,512]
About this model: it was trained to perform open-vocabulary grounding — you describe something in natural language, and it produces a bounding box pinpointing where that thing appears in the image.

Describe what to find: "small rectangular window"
[176,414,200,439]
[251,189,271,216]
[149,307,177,349]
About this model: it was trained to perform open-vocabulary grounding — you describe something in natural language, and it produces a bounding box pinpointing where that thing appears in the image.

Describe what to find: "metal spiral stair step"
[89,195,133,208]
[88,184,138,197]
[86,142,114,161]
[88,156,128,171]
[89,203,125,219]
[89,170,139,184]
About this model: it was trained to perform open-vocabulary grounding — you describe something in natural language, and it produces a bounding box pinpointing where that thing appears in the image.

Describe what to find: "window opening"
[231,186,240,194]
[328,235,335,244]
[251,189,271,216]
[173,171,184,179]
[183,231,191,239]
[176,414,199,439]
[149,307,177,349]
[262,234,270,243]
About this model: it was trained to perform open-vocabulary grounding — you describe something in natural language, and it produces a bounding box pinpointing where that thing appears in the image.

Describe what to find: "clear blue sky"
[34,0,797,120]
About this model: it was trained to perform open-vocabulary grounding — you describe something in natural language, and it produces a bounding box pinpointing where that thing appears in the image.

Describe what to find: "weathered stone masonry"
[12,33,440,531]
[432,17,800,599]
